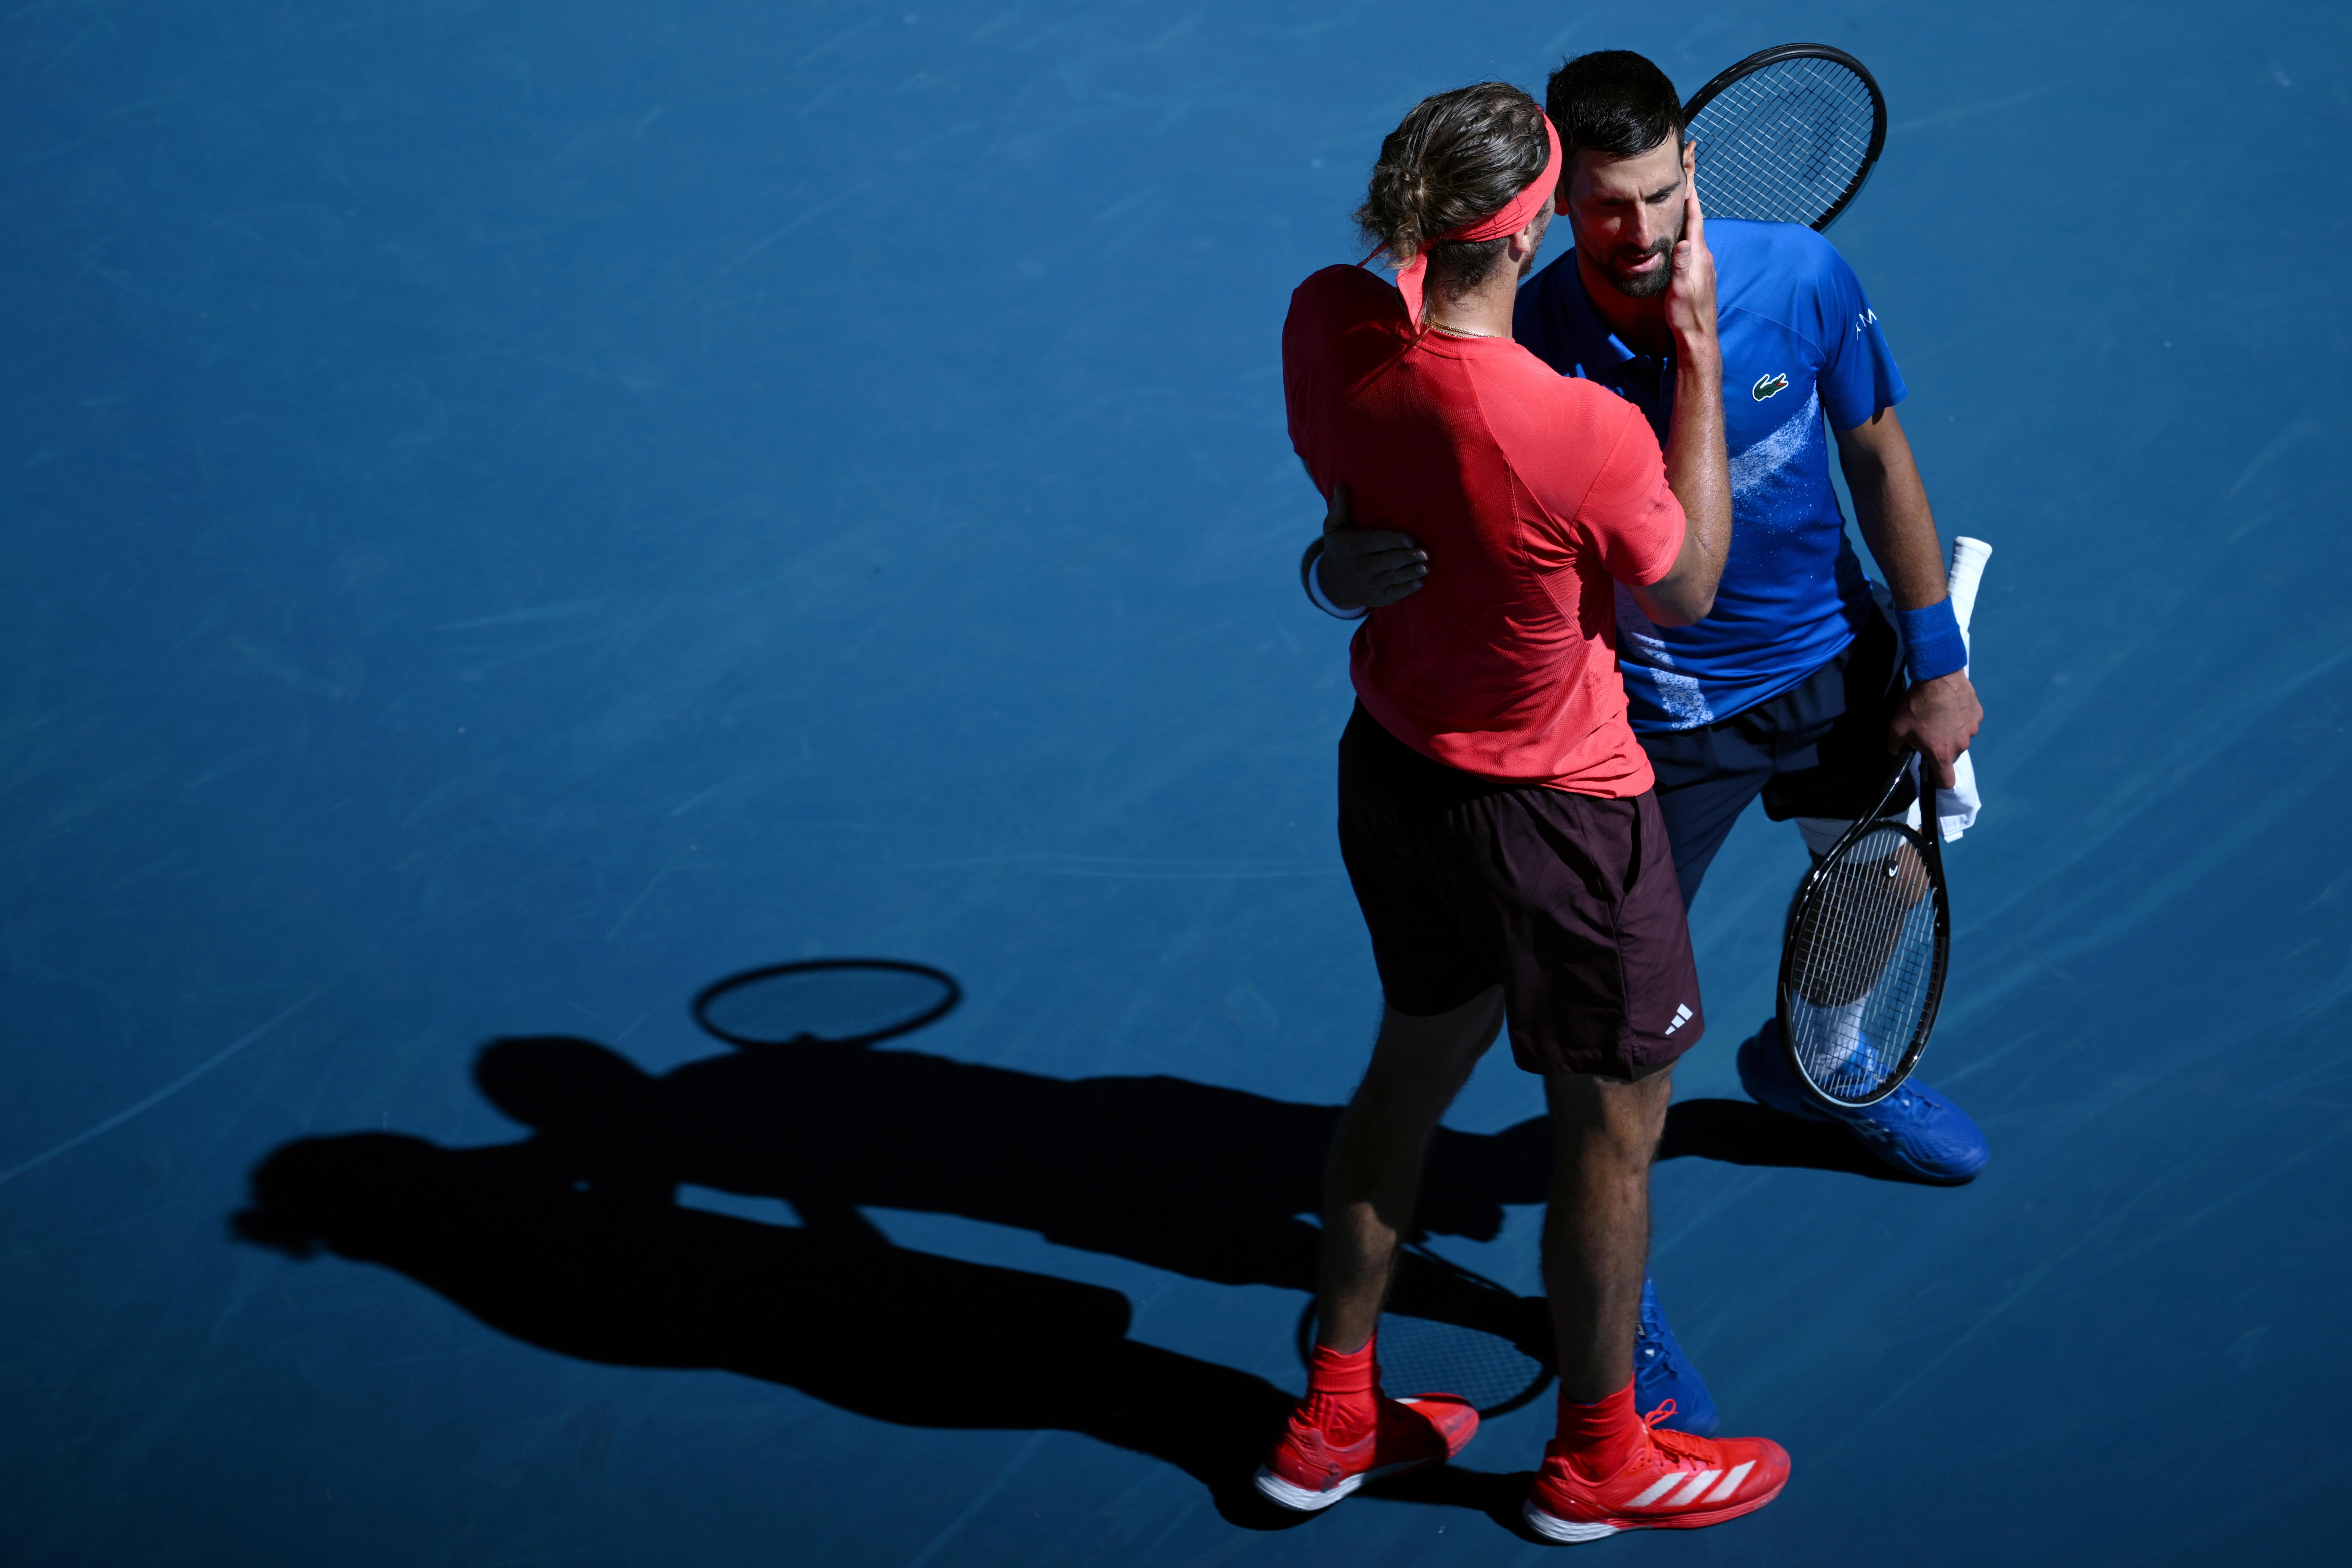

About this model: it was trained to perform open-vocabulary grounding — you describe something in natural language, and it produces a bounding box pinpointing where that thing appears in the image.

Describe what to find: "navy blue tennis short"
[1643,605,1918,906]
[1336,704,1704,1082]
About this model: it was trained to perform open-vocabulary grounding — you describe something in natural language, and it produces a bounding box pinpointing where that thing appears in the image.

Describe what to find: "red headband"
[1392,113,1562,328]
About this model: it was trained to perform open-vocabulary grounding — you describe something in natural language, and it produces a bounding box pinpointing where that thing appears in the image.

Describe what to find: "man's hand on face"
[1888,670,1983,790]
[1661,143,1717,358]
[1315,480,1428,611]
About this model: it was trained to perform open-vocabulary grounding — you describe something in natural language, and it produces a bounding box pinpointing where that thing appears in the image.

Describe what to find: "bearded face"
[1560,136,1690,300]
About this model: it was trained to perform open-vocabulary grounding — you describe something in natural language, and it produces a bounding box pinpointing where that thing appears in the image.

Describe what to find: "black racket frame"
[1775,752,1949,1109]
[1291,1244,1556,1419]
[1681,42,1889,233]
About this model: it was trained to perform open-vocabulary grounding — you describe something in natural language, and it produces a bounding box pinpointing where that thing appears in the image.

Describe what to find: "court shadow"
[446,1027,1557,1336]
[231,959,1923,1522]
[1658,1097,1955,1186]
[233,1131,1306,1529]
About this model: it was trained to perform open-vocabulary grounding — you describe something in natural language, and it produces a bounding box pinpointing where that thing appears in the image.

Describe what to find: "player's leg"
[1315,987,1506,1354]
[1625,717,1773,1433]
[1540,1065,1672,1402]
[1515,793,1789,1542]
[1254,992,1500,1508]
[1749,608,1988,1181]
[1253,709,1494,1511]
[1643,719,1775,911]
[1317,707,1508,1346]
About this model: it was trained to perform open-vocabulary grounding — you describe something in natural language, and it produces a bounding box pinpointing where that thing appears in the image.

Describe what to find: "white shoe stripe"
[1667,1469,1721,1507]
[1703,1461,1754,1503]
[1625,1472,1688,1508]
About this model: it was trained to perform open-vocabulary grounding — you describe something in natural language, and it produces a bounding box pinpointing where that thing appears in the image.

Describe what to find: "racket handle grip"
[1946,536,1991,637]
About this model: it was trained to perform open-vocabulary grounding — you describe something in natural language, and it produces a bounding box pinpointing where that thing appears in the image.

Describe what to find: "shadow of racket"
[693,958,961,1048]
[1294,1244,1555,1418]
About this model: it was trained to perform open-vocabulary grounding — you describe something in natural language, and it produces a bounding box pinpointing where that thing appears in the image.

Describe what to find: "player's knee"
[1544,1063,1671,1149]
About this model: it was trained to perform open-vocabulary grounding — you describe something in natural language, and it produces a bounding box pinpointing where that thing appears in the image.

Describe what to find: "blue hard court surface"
[5,3,2351,1564]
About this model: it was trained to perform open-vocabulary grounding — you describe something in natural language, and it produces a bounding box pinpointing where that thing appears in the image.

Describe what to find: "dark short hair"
[1545,50,1683,162]
[1355,82,1550,307]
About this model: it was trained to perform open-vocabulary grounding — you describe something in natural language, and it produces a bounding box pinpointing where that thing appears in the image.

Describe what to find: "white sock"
[1788,996,1869,1074]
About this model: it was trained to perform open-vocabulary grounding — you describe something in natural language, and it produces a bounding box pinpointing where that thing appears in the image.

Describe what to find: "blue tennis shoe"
[1736,1018,1990,1184]
[1633,1275,1717,1436]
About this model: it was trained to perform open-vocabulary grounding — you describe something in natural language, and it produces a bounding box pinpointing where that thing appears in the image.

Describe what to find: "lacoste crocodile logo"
[1751,372,1789,401]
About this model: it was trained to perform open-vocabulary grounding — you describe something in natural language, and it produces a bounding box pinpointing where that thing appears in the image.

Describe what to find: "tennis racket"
[1776,538,1989,1108]
[1294,1245,1554,1417]
[1682,44,1888,231]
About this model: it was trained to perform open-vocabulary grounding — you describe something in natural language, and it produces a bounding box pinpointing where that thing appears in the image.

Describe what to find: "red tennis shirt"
[1283,265,1686,798]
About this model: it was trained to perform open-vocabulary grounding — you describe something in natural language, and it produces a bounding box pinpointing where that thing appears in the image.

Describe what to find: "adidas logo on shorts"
[1662,1003,1694,1036]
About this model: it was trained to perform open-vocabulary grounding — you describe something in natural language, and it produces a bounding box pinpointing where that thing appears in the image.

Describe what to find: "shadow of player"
[448,1027,1565,1335]
[231,959,1924,1522]
[431,1018,1926,1334]
[234,1128,1311,1528]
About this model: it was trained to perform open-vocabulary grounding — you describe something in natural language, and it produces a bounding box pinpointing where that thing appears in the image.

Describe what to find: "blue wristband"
[1894,598,1968,685]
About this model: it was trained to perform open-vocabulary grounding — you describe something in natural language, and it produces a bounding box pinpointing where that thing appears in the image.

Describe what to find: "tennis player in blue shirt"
[1309,50,1988,1432]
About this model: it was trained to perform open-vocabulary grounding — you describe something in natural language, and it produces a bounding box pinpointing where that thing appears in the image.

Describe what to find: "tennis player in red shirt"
[1257,82,1789,1541]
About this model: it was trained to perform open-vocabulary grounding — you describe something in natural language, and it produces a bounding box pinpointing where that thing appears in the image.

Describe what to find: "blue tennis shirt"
[1514,219,1906,732]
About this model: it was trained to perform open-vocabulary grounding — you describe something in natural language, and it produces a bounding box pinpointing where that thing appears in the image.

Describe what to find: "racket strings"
[1688,57,1878,226]
[1299,1304,1554,1417]
[1785,825,1938,1096]
[1374,1313,1548,1409]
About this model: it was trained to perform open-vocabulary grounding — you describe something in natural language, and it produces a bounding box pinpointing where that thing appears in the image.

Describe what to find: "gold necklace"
[1423,317,1499,339]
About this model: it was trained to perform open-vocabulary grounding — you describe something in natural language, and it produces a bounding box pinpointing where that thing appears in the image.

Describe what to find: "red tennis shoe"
[1253,1392,1480,1511]
[1524,1403,1790,1542]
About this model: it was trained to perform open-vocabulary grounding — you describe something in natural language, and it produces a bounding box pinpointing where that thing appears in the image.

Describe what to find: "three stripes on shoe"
[1623,1458,1756,1508]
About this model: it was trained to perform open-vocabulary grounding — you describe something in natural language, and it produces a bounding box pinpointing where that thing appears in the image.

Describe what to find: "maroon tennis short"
[1337,703,1705,1081]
